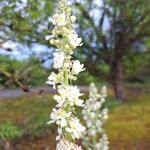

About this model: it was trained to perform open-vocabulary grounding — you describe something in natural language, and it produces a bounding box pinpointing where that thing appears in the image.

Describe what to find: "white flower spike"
[46,0,85,149]
[82,83,109,150]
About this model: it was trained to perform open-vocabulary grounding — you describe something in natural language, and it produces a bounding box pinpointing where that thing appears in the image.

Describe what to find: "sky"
[0,42,52,67]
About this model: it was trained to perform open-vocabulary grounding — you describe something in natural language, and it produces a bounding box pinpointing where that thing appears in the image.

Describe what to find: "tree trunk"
[111,60,126,101]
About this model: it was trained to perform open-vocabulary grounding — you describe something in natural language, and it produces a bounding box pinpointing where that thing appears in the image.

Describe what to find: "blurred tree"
[0,0,54,90]
[0,56,50,89]
[73,0,150,100]
[0,0,54,46]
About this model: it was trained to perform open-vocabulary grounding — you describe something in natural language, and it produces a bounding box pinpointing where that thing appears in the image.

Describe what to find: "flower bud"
[65,44,70,49]
[55,39,60,44]
[71,15,76,23]
[62,27,68,33]
[50,39,55,45]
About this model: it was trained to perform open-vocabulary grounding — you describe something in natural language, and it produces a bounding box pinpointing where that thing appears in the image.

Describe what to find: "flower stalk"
[46,0,85,149]
[82,83,109,150]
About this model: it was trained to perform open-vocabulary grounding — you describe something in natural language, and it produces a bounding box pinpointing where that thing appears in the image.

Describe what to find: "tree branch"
[0,68,29,92]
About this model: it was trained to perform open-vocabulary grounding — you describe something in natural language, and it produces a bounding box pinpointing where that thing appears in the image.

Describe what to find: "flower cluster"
[56,138,82,150]
[82,83,109,150]
[46,0,85,149]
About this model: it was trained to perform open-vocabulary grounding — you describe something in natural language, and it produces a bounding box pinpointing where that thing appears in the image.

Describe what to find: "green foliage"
[0,56,23,72]
[24,95,55,137]
[75,70,109,85]
[0,122,22,141]
[104,99,122,109]
[0,94,55,138]
[74,0,150,83]
[124,49,150,83]
[0,56,23,87]
[76,71,99,85]
[24,58,50,87]
[0,0,54,44]
[0,56,50,87]
[26,113,51,137]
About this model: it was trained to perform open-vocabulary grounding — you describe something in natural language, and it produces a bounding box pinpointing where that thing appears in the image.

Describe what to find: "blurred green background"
[0,0,150,150]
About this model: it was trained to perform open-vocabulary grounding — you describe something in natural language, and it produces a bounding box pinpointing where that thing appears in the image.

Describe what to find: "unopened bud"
[71,15,76,23]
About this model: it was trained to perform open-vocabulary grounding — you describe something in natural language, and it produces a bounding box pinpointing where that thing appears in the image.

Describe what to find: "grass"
[106,94,150,149]
[0,92,150,149]
[0,94,55,137]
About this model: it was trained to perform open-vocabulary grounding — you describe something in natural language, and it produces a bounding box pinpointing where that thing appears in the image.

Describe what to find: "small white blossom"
[67,30,83,49]
[54,85,84,107]
[56,138,83,150]
[50,39,55,45]
[53,52,65,69]
[72,60,85,74]
[66,117,86,139]
[48,108,71,128]
[95,134,109,150]
[45,35,53,40]
[52,13,67,26]
[56,127,63,141]
[56,138,74,150]
[46,72,57,89]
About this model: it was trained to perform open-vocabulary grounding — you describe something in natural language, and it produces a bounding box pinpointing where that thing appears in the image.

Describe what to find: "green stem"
[92,135,97,148]
[64,70,69,85]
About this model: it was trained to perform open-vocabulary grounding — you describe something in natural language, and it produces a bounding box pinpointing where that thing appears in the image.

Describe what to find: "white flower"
[63,61,71,68]
[66,86,84,106]
[73,145,83,150]
[101,86,107,98]
[52,13,67,26]
[90,129,97,136]
[50,39,55,45]
[95,134,109,150]
[101,108,109,121]
[75,99,84,107]
[56,139,74,150]
[90,112,96,118]
[54,95,65,108]
[72,60,85,74]
[54,85,84,107]
[53,52,65,69]
[56,127,63,141]
[66,117,85,139]
[56,138,83,150]
[48,108,71,128]
[67,30,83,49]
[45,35,53,40]
[67,86,84,106]
[46,72,57,89]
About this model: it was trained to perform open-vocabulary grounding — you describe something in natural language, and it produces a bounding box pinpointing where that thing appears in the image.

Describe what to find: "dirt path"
[0,86,89,99]
[0,85,147,100]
